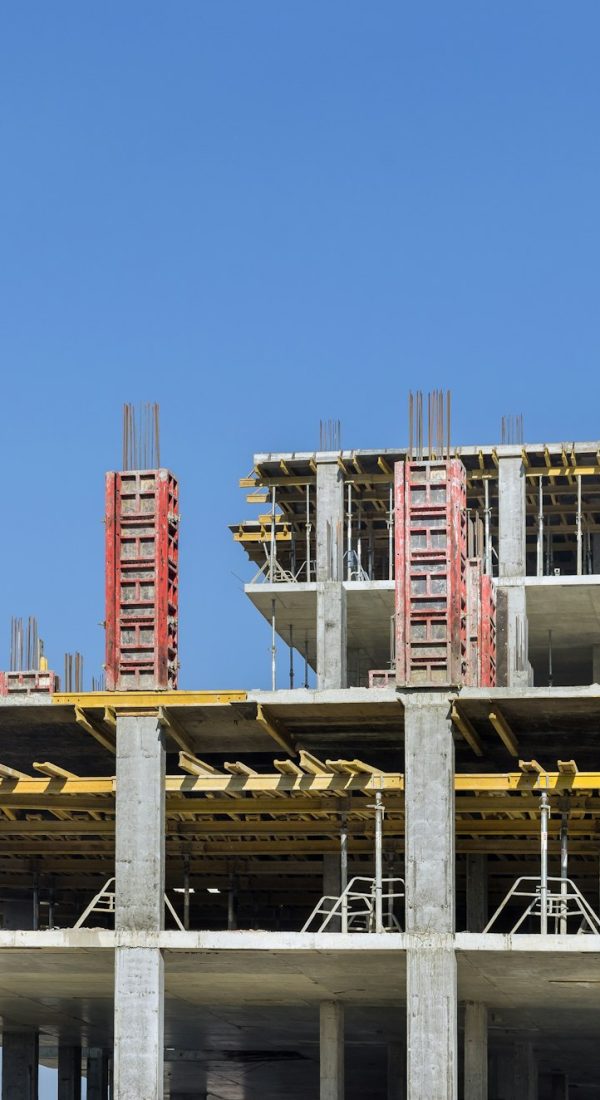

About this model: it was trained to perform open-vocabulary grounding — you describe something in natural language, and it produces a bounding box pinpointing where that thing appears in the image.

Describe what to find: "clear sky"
[1,2,600,1086]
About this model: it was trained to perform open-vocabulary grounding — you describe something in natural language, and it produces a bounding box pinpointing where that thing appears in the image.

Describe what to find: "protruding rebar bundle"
[501,413,524,445]
[122,403,161,470]
[408,389,451,459]
[319,419,341,451]
[64,652,84,692]
[10,616,42,671]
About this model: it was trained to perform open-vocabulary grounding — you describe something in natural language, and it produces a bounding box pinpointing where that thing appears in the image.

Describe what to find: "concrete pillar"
[316,459,347,689]
[1,1030,39,1099]
[592,645,600,683]
[466,854,488,932]
[551,1073,568,1099]
[592,533,600,575]
[114,714,165,1100]
[404,697,457,1100]
[498,455,526,578]
[58,1043,81,1100]
[320,1002,344,1100]
[404,699,454,931]
[514,1041,537,1100]
[464,1002,487,1100]
[387,1040,406,1100]
[490,1051,513,1099]
[86,1049,109,1100]
[322,852,341,931]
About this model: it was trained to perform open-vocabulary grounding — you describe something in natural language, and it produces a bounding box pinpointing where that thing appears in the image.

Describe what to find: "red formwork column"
[465,558,483,687]
[105,468,179,691]
[480,573,497,688]
[395,459,467,687]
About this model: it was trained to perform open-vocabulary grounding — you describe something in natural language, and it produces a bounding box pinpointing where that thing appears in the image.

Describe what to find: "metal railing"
[483,876,600,935]
[74,877,185,931]
[301,876,404,934]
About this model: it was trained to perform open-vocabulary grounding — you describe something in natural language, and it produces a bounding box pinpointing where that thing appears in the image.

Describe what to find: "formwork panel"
[480,573,497,688]
[395,459,467,686]
[105,469,179,691]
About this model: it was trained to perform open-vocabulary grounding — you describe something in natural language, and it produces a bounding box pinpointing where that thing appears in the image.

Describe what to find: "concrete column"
[551,1073,568,1099]
[387,1040,406,1100]
[320,1002,344,1100]
[316,459,347,689]
[58,1043,81,1100]
[1,1030,39,1099]
[466,854,488,932]
[322,852,341,931]
[404,697,457,1100]
[514,1041,537,1100]
[114,714,165,1100]
[498,455,526,578]
[86,1049,109,1100]
[464,1002,487,1100]
[592,645,600,683]
[404,699,454,930]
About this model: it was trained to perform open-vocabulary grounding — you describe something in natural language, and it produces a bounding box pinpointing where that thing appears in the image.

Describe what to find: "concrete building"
[1,436,600,1097]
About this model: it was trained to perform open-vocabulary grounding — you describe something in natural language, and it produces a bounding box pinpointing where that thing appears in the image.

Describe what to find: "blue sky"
[2,2,600,695]
[1,1,600,1090]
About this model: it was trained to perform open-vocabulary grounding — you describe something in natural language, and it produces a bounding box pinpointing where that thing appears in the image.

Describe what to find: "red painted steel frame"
[480,573,497,688]
[395,460,467,686]
[0,670,58,695]
[105,468,179,691]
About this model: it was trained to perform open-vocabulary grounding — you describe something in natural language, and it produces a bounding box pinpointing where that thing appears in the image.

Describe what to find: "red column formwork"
[480,573,497,688]
[105,469,179,691]
[395,459,467,687]
[0,670,59,695]
[465,558,483,687]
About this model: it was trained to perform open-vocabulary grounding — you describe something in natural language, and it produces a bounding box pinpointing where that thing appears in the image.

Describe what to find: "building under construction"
[1,398,599,1099]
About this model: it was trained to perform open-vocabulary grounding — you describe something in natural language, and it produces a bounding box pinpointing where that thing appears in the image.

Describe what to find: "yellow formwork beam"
[53,690,247,709]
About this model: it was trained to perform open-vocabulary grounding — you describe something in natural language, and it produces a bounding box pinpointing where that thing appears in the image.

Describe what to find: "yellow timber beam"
[488,709,519,757]
[56,690,247,709]
[255,704,297,756]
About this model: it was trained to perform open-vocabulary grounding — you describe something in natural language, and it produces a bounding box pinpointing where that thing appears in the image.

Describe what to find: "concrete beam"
[464,1002,487,1100]
[58,1043,81,1100]
[114,714,165,1100]
[320,1001,344,1100]
[1,1030,39,1100]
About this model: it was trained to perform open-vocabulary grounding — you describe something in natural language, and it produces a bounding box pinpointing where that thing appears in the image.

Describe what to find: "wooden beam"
[256,704,297,756]
[75,707,116,755]
[488,709,519,757]
[158,706,195,755]
[451,705,484,758]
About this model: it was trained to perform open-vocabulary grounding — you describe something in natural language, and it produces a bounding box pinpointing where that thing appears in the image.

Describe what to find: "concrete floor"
[1,932,600,1095]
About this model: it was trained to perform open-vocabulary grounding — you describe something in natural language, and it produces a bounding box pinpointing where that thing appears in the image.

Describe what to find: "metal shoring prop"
[540,783,550,934]
[347,482,352,580]
[373,787,385,933]
[304,632,309,689]
[388,483,394,580]
[537,475,544,577]
[306,484,311,582]
[484,477,492,576]
[271,599,277,692]
[560,801,569,935]
[577,473,583,576]
[183,853,191,931]
[340,811,348,933]
[289,624,294,689]
[270,486,277,580]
